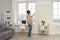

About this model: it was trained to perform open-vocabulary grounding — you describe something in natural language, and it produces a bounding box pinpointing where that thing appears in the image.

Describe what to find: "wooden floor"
[10,32,60,40]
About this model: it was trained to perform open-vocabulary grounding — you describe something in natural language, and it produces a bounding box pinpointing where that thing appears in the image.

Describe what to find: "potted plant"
[9,24,13,28]
[41,20,45,25]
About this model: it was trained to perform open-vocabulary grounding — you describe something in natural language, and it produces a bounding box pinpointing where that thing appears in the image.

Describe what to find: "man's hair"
[27,10,30,14]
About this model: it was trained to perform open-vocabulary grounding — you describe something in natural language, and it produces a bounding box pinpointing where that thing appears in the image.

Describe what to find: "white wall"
[12,0,60,35]
[35,0,60,35]
[0,0,12,24]
[32,0,60,35]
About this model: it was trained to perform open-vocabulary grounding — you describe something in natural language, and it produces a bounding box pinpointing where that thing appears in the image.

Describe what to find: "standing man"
[27,10,35,37]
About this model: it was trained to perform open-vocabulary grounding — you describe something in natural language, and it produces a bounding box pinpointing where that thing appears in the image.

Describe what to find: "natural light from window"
[18,3,36,24]
[28,3,36,24]
[53,2,60,22]
[19,0,25,1]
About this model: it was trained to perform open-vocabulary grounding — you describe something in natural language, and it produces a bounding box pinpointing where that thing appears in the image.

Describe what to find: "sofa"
[0,24,14,40]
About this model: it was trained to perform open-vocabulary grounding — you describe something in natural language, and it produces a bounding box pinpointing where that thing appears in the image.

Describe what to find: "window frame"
[17,1,36,24]
[52,2,60,25]
[53,2,60,23]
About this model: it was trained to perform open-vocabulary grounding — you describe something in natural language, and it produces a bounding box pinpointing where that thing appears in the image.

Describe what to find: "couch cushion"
[0,24,7,32]
[0,30,14,38]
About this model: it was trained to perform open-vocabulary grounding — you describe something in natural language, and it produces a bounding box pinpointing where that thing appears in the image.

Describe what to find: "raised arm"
[31,13,36,17]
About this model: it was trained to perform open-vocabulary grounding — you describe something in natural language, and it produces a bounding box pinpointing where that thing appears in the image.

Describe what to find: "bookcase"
[38,24,49,35]
[4,11,11,27]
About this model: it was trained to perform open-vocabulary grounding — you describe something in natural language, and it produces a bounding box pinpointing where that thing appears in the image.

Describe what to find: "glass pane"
[19,3,26,9]
[53,2,57,8]
[58,16,60,19]
[53,9,57,16]
[22,3,26,9]
[19,3,22,8]
[18,3,26,24]
[23,15,26,20]
[53,16,58,19]
[18,3,26,14]
[19,0,25,1]
[58,2,60,8]
[28,3,35,8]
[18,9,26,14]
[58,9,60,15]
[18,9,26,21]
[18,9,21,15]
[21,9,26,14]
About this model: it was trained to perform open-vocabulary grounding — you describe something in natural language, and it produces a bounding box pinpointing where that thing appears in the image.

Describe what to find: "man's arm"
[31,13,36,17]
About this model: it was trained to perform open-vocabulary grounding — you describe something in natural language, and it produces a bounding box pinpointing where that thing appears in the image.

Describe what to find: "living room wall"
[34,0,60,34]
[12,0,60,35]
[0,0,12,24]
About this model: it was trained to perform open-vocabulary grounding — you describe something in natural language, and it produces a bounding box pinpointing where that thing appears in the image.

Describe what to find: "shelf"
[38,25,49,35]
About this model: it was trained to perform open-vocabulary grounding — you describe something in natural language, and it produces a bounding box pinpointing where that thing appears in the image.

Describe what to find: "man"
[27,10,35,37]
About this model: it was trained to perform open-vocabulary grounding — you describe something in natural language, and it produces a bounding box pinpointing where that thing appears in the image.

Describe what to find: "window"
[18,2,36,24]
[19,0,25,1]
[18,3,26,24]
[53,2,60,22]
[28,3,36,14]
[28,3,36,24]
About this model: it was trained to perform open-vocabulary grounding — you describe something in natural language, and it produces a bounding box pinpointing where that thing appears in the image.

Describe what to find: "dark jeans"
[28,24,32,37]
